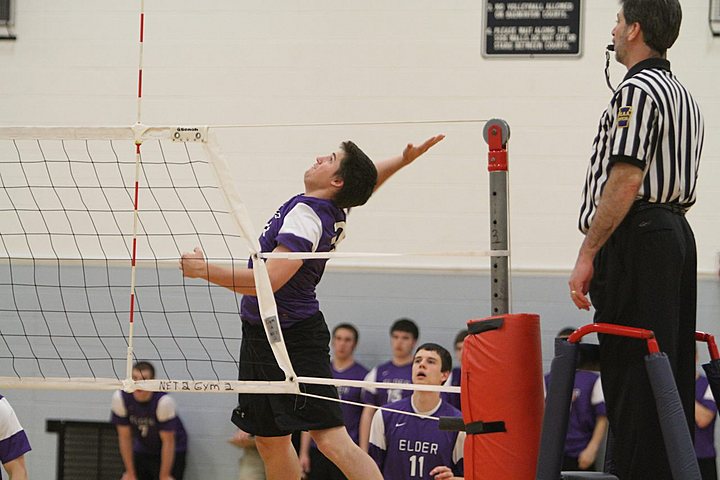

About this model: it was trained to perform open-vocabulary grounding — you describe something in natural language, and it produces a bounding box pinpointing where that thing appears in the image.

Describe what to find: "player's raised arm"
[374,134,445,192]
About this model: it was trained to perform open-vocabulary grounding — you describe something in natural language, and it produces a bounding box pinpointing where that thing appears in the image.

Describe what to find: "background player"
[359,318,419,451]
[369,343,464,480]
[111,361,188,480]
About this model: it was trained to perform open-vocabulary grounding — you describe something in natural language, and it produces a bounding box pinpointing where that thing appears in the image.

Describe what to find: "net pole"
[125,0,146,384]
[484,119,511,315]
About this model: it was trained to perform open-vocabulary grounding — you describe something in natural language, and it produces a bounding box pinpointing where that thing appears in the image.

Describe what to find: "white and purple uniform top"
[544,370,606,458]
[111,391,188,455]
[0,394,31,476]
[694,375,717,460]
[333,362,369,444]
[369,396,464,480]
[362,360,413,407]
[241,194,346,328]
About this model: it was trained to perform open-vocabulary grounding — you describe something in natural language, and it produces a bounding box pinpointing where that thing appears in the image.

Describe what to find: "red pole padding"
[461,313,543,479]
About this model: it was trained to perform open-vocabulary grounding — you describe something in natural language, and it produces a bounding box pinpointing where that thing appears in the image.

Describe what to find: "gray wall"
[5,269,719,479]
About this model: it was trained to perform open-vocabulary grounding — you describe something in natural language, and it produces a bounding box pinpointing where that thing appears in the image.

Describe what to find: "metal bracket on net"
[171,126,209,143]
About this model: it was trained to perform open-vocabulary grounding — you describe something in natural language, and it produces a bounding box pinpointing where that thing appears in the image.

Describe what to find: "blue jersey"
[241,194,346,328]
[362,360,413,406]
[369,396,464,480]
[694,375,717,459]
[111,391,188,455]
[441,367,462,411]
[545,370,606,458]
[333,362,369,444]
[0,394,31,477]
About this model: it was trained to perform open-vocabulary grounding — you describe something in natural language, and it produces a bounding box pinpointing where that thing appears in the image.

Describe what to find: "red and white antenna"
[125,0,146,386]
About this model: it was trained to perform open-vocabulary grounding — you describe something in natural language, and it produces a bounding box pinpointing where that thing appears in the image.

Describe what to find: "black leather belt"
[630,200,687,216]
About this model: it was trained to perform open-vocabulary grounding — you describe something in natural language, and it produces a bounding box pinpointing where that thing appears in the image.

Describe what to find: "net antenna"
[124,2,295,393]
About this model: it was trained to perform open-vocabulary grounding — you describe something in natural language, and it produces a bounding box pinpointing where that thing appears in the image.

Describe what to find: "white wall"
[0,0,717,273]
[1,1,719,477]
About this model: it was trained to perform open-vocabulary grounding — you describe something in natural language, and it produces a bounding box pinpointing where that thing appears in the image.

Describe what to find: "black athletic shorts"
[231,311,345,437]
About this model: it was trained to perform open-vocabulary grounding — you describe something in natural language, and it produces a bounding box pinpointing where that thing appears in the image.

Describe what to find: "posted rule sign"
[483,1,582,56]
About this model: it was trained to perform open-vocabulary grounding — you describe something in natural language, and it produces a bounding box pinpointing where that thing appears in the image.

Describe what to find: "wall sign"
[483,1,582,56]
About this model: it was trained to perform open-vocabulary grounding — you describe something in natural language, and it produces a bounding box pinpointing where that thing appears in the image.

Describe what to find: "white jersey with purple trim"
[0,394,31,473]
[369,396,464,480]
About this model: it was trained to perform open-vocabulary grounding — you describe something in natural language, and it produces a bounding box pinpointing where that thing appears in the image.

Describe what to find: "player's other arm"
[373,135,445,192]
[179,244,302,295]
[358,406,375,452]
[158,430,176,480]
[116,425,138,480]
[3,455,28,480]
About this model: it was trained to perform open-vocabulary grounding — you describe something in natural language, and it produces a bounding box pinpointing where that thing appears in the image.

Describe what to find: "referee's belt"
[630,200,688,216]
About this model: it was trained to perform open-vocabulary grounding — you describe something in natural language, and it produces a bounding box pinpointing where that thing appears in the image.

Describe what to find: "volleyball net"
[0,125,300,393]
[0,122,507,397]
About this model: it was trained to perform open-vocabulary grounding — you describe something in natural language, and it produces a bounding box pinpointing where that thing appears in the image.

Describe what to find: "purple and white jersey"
[333,362,369,444]
[362,360,413,406]
[694,375,717,459]
[544,370,605,458]
[111,391,188,455]
[0,394,31,473]
[441,367,462,411]
[241,194,346,328]
[369,396,464,480]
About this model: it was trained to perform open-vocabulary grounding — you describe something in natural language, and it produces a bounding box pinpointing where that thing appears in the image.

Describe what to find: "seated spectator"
[544,327,607,471]
[369,343,464,479]
[695,364,718,480]
[359,318,419,451]
[111,361,188,480]
[229,429,265,480]
[0,393,31,480]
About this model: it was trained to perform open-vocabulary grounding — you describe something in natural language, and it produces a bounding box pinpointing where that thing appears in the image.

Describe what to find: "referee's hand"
[569,254,593,310]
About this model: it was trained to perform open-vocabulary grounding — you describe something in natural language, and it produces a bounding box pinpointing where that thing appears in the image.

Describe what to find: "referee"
[569,1,703,479]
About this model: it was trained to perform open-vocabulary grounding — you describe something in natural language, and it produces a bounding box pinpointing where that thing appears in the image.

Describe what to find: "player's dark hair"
[333,141,377,209]
[390,318,419,340]
[333,323,359,344]
[454,329,469,346]
[415,343,452,373]
[133,361,155,379]
[620,0,681,56]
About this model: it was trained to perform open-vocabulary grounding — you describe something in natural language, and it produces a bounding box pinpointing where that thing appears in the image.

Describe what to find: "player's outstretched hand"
[179,247,206,279]
[402,134,445,166]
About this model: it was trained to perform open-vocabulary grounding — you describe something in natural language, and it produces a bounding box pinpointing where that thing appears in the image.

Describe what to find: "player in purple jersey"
[369,343,464,480]
[111,362,188,480]
[544,327,608,471]
[300,323,369,480]
[0,394,30,480]
[359,318,419,452]
[694,370,718,480]
[180,136,444,480]
[441,329,467,411]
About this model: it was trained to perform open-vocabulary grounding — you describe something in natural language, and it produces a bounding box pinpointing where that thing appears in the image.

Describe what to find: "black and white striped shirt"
[579,58,704,233]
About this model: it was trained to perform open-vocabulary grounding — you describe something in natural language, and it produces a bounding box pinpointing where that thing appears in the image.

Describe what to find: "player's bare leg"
[311,426,383,480]
[255,435,302,480]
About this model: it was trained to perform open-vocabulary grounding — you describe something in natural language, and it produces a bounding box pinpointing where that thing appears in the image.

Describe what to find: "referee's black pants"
[590,204,696,480]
